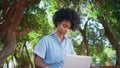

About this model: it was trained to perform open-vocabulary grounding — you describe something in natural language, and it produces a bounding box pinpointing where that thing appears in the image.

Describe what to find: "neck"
[56,31,64,42]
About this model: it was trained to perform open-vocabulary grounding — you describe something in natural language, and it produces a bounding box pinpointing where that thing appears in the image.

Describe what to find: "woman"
[33,8,80,68]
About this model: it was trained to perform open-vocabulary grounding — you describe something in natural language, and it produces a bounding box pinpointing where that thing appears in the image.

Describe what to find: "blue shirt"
[33,33,76,68]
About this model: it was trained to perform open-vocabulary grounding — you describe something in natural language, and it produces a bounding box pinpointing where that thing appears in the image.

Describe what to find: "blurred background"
[0,0,120,68]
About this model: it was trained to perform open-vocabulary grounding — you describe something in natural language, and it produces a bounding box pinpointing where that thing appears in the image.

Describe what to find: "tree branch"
[78,18,90,56]
[16,27,32,37]
[0,0,17,38]
[98,15,120,65]
[84,18,90,31]
[25,0,41,7]
[1,0,8,12]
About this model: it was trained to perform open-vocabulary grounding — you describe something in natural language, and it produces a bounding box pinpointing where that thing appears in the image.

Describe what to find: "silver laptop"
[63,55,92,68]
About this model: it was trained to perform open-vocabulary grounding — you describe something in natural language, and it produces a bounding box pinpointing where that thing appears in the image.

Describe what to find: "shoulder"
[65,36,72,42]
[40,35,53,42]
[64,34,72,41]
[36,35,52,46]
[42,35,52,40]
[65,35,74,44]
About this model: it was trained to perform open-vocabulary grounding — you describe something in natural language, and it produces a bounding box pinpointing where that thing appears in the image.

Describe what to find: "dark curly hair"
[52,8,80,31]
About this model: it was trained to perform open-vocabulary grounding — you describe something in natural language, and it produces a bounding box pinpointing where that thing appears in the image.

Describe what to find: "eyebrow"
[63,24,71,29]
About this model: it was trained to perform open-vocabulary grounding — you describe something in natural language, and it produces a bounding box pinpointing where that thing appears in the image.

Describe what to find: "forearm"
[34,54,51,68]
[35,60,50,68]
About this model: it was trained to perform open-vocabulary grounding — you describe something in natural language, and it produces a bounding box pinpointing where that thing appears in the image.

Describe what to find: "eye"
[63,24,67,28]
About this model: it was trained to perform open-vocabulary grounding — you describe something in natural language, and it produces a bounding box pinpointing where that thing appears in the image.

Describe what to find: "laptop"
[63,55,92,68]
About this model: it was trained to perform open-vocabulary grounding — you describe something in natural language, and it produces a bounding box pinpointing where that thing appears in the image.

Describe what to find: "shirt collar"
[50,32,68,39]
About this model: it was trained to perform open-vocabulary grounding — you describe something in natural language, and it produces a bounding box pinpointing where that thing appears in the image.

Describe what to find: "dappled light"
[0,0,120,68]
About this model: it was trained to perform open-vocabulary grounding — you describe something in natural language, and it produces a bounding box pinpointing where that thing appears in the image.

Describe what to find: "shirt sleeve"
[71,44,76,55]
[70,40,76,55]
[33,37,47,59]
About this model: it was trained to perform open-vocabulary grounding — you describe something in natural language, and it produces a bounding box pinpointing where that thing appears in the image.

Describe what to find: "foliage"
[1,0,119,67]
[15,4,54,67]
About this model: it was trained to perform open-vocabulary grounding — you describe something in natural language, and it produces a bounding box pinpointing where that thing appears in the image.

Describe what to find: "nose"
[65,28,70,33]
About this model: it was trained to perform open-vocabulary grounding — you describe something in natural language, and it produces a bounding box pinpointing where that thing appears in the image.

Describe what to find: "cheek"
[59,26,64,32]
[61,26,65,31]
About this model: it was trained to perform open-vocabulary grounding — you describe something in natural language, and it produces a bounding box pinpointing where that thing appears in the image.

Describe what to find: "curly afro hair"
[52,8,80,31]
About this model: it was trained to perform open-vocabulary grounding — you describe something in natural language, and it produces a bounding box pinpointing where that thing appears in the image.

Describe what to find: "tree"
[0,0,41,66]
[92,0,120,65]
[1,0,120,67]
[57,0,120,65]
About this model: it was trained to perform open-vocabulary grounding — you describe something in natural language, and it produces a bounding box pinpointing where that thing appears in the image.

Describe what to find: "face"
[56,20,71,35]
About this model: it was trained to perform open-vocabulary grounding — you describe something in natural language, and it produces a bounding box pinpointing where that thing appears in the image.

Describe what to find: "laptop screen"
[63,55,92,68]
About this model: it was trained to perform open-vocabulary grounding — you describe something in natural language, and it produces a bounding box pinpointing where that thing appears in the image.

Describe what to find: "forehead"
[61,20,71,25]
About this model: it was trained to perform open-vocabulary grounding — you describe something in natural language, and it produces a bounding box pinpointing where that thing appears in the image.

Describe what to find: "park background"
[0,0,120,68]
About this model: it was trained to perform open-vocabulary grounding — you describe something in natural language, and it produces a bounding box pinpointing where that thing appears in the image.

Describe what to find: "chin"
[63,33,67,35]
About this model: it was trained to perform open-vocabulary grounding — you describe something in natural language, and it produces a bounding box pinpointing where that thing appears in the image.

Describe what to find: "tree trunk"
[78,40,84,55]
[0,0,25,66]
[98,16,120,65]
[0,26,16,66]
[0,0,41,67]
[79,19,90,56]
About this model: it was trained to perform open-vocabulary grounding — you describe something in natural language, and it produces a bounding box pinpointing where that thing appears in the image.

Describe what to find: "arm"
[34,36,51,68]
[34,54,50,68]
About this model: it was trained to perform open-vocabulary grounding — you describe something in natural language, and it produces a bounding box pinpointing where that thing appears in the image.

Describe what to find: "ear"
[57,22,61,27]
